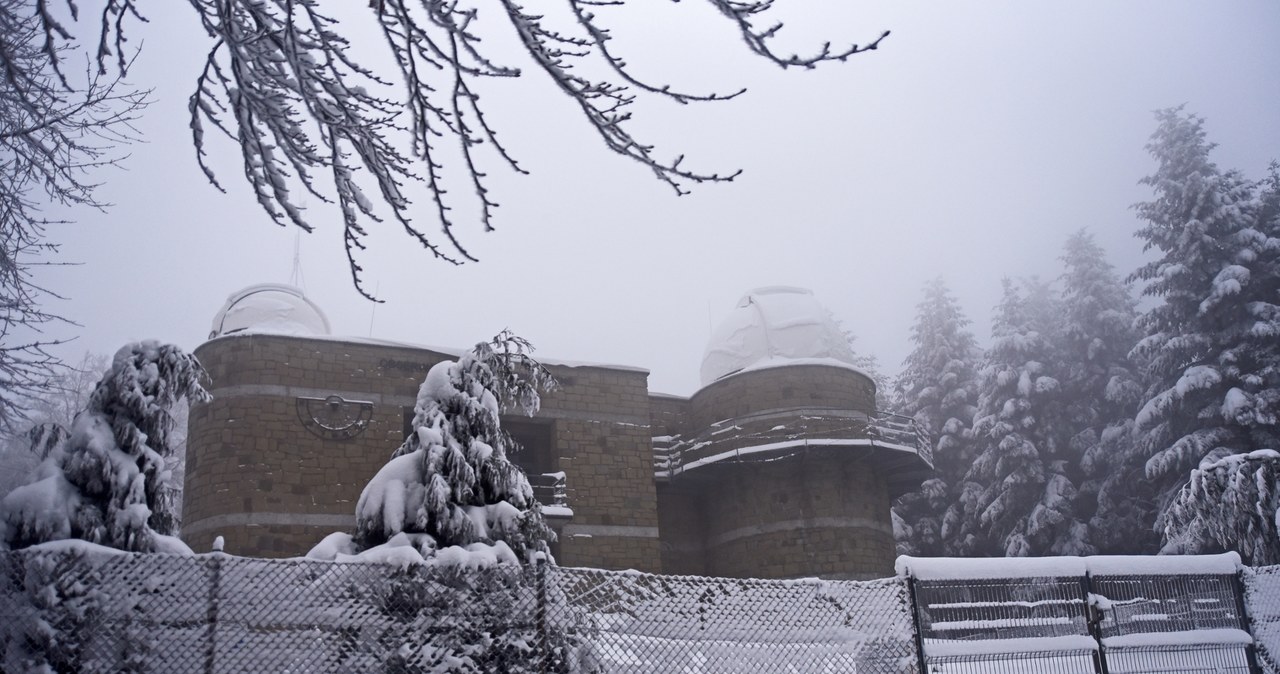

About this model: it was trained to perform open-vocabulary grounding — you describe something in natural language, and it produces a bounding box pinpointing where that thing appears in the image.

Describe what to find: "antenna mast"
[289,230,305,289]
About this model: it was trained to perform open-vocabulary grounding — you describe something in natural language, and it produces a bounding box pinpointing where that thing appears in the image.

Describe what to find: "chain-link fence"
[1244,564,1280,673]
[550,567,916,672]
[0,547,917,673]
[5,547,1280,673]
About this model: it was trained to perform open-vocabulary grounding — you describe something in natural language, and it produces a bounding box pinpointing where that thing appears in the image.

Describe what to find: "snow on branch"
[41,1,888,300]
[703,0,889,69]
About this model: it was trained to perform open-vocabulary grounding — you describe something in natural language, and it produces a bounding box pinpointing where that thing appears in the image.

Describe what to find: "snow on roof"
[209,284,331,339]
[206,330,650,375]
[700,287,856,387]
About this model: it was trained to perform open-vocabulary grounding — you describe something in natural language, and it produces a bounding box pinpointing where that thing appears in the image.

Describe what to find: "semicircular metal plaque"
[296,395,374,440]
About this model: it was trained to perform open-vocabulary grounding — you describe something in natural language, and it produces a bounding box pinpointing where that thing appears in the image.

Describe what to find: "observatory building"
[183,285,932,579]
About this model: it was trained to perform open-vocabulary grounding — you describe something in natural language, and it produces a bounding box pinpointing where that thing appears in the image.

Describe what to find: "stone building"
[183,284,932,579]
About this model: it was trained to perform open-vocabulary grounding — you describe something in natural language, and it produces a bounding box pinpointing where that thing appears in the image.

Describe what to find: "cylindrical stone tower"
[654,287,932,580]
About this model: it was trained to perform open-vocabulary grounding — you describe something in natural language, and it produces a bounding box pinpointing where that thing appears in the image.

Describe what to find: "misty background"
[31,0,1280,396]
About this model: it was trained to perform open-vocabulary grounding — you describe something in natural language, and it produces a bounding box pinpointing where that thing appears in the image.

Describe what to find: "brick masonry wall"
[186,335,661,572]
[689,365,877,431]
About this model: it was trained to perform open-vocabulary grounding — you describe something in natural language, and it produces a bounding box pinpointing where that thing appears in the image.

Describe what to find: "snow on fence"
[3,545,1278,673]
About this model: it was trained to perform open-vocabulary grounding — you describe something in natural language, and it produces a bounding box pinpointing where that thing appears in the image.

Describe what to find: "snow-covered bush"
[1162,449,1280,565]
[342,330,557,562]
[1,545,120,673]
[0,341,209,553]
[328,559,596,674]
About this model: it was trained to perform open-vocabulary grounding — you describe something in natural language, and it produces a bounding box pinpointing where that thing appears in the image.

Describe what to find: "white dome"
[700,287,855,386]
[209,284,331,339]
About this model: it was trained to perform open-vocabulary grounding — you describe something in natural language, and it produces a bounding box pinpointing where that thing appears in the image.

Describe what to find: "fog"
[33,1,1280,396]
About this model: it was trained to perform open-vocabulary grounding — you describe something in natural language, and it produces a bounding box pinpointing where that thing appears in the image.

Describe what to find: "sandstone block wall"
[647,394,689,438]
[186,336,432,556]
[701,455,895,580]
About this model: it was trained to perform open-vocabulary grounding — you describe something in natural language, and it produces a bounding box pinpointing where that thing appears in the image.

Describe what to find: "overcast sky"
[31,1,1280,397]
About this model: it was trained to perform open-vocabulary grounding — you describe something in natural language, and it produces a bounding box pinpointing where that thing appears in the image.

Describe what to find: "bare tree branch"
[0,0,148,433]
[36,1,887,301]
[176,0,885,300]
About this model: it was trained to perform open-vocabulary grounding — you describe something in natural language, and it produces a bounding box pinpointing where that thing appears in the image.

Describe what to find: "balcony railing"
[528,471,572,517]
[653,408,932,479]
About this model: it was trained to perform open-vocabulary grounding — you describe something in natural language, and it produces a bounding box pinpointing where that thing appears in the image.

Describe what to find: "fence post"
[203,553,222,674]
[904,574,929,674]
[1234,569,1264,674]
[1081,573,1108,674]
[535,555,549,674]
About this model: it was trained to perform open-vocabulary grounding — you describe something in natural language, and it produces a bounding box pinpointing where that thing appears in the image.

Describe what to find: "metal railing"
[528,471,571,515]
[653,408,932,478]
[912,569,1260,674]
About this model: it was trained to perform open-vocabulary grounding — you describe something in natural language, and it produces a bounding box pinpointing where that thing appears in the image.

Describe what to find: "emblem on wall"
[296,395,374,440]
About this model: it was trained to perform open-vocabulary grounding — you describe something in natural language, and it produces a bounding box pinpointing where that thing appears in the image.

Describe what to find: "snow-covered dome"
[700,287,856,386]
[209,284,331,339]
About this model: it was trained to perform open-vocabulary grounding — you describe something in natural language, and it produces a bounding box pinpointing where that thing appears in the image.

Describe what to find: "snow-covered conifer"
[309,333,593,672]
[1129,108,1280,533]
[1161,449,1280,565]
[890,278,981,555]
[0,341,209,552]
[950,279,1090,556]
[352,331,557,563]
[1057,231,1152,553]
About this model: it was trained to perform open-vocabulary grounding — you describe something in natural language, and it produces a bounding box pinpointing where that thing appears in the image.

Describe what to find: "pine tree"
[0,341,209,552]
[1129,108,1280,536]
[1057,231,1152,553]
[890,278,981,556]
[354,331,557,563]
[950,279,1090,556]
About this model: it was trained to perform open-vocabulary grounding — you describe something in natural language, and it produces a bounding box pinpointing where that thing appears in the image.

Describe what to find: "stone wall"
[185,336,432,556]
[647,393,689,438]
[701,454,895,580]
[185,334,661,572]
[542,366,661,571]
